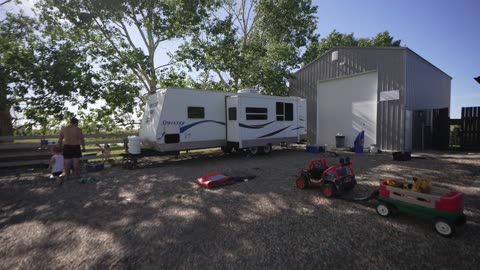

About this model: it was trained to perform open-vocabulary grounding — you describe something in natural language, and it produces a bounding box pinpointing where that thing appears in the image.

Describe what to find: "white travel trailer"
[139,88,306,155]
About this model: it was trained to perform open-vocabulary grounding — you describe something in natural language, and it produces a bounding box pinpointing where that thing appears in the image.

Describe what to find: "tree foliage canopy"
[175,0,318,95]
[302,30,402,65]
[21,0,219,130]
[0,0,404,135]
[0,12,101,134]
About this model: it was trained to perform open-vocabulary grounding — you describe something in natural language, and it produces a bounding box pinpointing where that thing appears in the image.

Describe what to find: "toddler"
[48,146,64,183]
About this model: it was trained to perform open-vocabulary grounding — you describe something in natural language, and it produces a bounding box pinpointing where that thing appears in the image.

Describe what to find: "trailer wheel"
[221,145,232,154]
[376,203,391,217]
[261,144,272,155]
[248,146,258,155]
[322,183,336,198]
[434,218,455,237]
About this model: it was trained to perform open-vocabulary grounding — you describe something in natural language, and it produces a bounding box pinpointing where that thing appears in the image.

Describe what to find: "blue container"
[306,145,325,153]
[355,145,363,153]
[86,163,104,172]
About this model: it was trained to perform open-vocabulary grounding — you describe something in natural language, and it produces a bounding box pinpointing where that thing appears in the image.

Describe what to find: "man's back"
[61,125,84,145]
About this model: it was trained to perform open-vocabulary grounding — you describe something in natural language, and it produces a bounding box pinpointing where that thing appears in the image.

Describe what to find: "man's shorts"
[63,145,82,159]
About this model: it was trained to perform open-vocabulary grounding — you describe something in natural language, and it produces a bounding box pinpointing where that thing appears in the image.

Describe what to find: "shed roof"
[296,46,451,79]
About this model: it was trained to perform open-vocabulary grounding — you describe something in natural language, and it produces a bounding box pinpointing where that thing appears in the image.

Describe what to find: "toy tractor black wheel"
[434,218,455,237]
[322,183,336,198]
[296,174,309,189]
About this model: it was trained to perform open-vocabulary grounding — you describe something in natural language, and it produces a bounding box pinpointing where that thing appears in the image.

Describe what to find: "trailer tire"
[261,144,272,155]
[248,146,258,155]
[376,203,391,217]
[434,218,455,237]
[221,146,233,154]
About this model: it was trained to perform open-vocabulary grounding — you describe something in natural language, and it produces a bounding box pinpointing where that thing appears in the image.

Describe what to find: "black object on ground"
[349,190,379,201]
[393,152,411,161]
[233,175,256,182]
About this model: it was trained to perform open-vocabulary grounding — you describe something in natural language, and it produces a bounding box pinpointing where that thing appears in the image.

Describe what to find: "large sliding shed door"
[316,71,378,148]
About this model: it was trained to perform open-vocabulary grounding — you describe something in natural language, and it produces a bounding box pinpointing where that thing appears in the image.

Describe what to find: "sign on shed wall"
[380,90,400,101]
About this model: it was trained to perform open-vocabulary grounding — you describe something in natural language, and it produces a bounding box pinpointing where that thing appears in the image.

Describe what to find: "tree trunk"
[0,106,14,140]
[0,68,13,140]
[0,82,14,140]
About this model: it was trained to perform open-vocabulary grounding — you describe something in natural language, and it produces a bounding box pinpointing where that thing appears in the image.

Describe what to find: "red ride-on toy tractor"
[296,157,357,198]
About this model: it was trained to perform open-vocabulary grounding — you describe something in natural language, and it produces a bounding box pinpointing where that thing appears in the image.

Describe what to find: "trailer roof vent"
[238,88,259,94]
[332,51,338,61]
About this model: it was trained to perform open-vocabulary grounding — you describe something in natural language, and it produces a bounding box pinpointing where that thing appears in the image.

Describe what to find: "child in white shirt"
[48,146,64,183]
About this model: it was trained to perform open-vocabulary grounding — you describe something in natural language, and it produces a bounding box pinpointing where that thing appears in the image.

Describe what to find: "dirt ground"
[0,147,479,269]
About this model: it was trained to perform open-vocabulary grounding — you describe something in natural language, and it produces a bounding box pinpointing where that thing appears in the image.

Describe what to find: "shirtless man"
[58,117,85,177]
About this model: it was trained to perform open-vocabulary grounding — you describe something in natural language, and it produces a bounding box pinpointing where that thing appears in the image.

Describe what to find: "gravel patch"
[0,149,479,269]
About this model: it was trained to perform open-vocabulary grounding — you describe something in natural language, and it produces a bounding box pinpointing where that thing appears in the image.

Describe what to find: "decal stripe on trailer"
[258,126,292,138]
[238,121,275,129]
[291,126,305,131]
[180,120,225,133]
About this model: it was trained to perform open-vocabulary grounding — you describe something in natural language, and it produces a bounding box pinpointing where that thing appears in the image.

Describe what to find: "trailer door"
[226,97,240,145]
[297,98,307,140]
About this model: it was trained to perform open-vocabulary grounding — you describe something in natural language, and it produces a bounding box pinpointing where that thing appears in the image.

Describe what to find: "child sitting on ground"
[48,146,64,184]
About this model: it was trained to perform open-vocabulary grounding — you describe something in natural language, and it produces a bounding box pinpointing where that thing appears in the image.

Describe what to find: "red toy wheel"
[296,175,308,189]
[323,183,336,198]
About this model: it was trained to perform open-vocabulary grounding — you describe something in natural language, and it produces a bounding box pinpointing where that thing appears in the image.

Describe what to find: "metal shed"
[289,47,452,151]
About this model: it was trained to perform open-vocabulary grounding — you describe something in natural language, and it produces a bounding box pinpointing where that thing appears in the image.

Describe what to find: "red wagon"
[377,179,466,237]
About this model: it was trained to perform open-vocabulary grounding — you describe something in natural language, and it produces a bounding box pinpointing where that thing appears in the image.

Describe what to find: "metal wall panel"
[290,47,407,150]
[405,49,452,111]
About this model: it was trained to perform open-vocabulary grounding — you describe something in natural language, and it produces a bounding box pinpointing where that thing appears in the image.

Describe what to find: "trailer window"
[188,107,205,119]
[276,102,293,121]
[228,107,237,120]
[276,102,284,121]
[246,107,268,120]
[165,134,180,144]
[285,103,293,121]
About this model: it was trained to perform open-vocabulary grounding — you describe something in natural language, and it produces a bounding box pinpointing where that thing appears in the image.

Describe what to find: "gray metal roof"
[296,46,452,79]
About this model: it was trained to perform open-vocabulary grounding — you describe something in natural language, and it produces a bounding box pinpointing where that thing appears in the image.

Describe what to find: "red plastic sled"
[197,171,235,188]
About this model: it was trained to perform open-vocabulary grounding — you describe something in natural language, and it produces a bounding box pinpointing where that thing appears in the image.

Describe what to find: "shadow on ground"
[0,149,479,269]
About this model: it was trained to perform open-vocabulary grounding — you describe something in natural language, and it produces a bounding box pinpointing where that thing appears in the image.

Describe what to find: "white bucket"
[370,145,378,154]
[127,136,141,154]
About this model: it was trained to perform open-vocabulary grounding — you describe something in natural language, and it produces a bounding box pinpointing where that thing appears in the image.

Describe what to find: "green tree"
[0,12,102,136]
[36,0,219,126]
[175,0,318,96]
[303,30,402,65]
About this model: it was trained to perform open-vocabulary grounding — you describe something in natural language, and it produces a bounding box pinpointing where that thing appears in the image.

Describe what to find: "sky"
[312,0,480,118]
[3,0,480,119]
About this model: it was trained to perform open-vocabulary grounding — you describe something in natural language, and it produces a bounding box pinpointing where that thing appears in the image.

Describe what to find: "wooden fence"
[461,107,480,150]
[0,132,137,169]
